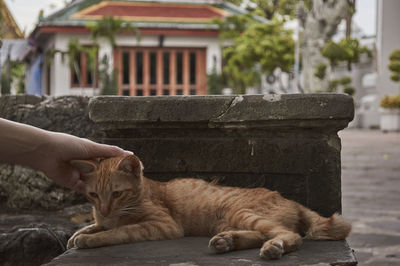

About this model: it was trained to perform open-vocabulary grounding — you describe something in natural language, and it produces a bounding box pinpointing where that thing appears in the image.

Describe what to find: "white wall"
[49,33,221,96]
[376,0,400,98]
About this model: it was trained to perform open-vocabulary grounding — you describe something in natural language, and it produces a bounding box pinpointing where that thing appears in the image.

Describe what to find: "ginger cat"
[67,155,351,260]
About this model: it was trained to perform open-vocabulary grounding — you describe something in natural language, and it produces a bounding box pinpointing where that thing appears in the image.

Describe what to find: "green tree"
[1,61,25,94]
[216,16,294,93]
[213,0,303,93]
[226,0,302,20]
[47,38,85,88]
[86,16,139,95]
[12,61,25,93]
[84,45,99,95]
[207,65,225,95]
[328,79,340,92]
[98,55,118,95]
[321,41,348,69]
[1,69,10,94]
[318,37,371,95]
[345,0,356,38]
[87,15,139,48]
[45,16,140,96]
[65,39,85,85]
[343,86,355,96]
[314,63,327,80]
[322,38,371,71]
[388,49,400,83]
[326,76,354,95]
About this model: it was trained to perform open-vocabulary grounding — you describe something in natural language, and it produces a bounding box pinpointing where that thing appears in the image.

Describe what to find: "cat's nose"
[100,210,109,217]
[99,204,110,217]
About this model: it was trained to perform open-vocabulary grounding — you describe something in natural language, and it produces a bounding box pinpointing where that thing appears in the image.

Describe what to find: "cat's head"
[71,155,144,218]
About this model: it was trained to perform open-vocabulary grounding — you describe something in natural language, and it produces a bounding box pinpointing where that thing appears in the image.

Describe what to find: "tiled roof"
[38,0,246,29]
[71,2,229,23]
[0,0,24,39]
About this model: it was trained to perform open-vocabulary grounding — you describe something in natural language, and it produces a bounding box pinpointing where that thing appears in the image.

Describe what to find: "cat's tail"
[300,207,351,240]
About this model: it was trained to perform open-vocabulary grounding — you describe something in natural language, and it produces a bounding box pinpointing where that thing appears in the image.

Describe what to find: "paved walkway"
[340,129,400,266]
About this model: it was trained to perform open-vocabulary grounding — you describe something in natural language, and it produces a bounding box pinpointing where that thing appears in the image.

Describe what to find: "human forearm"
[0,118,51,168]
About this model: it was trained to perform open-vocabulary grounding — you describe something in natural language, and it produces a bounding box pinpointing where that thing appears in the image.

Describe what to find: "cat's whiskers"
[120,207,140,211]
[116,204,145,217]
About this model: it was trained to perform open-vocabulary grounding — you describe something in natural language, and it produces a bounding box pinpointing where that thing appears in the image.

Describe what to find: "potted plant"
[380,49,400,131]
[380,95,400,131]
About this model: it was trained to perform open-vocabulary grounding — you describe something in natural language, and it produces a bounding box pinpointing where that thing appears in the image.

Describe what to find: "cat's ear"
[70,160,97,177]
[117,155,143,177]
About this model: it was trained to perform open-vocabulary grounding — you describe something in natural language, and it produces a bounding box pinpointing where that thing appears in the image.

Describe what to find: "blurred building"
[0,0,25,70]
[353,0,400,129]
[376,0,400,97]
[24,0,247,96]
[0,0,24,39]
[0,0,26,95]
[328,0,400,129]
[332,35,379,129]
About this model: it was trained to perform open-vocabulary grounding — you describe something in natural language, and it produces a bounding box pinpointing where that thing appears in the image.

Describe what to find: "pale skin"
[0,118,131,193]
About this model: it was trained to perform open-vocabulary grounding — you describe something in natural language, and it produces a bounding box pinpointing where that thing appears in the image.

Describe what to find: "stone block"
[89,94,354,217]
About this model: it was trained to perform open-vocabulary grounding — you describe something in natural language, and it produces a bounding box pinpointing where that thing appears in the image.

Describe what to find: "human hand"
[31,132,132,194]
[0,119,131,193]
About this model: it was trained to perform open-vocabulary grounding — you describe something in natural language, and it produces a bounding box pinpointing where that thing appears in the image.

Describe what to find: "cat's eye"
[89,192,98,198]
[112,191,123,198]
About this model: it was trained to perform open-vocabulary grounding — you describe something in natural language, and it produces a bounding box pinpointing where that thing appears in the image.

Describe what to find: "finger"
[68,169,85,193]
[72,180,86,194]
[84,141,133,158]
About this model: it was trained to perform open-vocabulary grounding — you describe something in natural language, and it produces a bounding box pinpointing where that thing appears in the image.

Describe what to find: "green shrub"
[207,67,224,95]
[328,79,340,92]
[1,75,10,94]
[314,63,327,80]
[339,76,352,85]
[380,95,400,109]
[99,55,118,95]
[388,50,400,83]
[343,87,355,96]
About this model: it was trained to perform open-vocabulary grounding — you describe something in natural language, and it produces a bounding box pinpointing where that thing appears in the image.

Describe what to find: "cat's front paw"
[260,239,284,260]
[67,237,75,249]
[208,233,234,253]
[67,233,81,249]
[73,234,92,249]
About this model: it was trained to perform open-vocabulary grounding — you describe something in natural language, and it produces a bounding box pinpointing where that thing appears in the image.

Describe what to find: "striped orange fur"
[67,155,351,260]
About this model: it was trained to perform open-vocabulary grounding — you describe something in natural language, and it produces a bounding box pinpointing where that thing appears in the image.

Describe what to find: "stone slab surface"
[89,94,354,130]
[45,237,356,266]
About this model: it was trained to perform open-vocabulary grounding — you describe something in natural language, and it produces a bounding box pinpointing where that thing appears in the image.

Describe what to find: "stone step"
[45,237,357,266]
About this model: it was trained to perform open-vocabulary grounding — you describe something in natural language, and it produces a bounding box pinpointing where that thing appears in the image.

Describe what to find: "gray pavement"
[340,129,400,266]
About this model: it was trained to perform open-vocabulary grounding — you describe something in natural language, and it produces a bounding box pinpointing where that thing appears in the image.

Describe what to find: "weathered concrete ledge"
[45,238,357,266]
[89,94,354,132]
